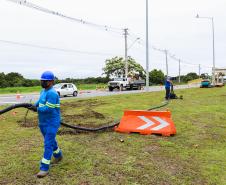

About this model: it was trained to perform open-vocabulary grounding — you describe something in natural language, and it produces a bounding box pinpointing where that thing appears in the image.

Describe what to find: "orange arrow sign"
[115,110,176,136]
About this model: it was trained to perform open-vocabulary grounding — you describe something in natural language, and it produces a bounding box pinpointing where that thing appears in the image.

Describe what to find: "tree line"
[0,56,201,88]
[0,72,111,88]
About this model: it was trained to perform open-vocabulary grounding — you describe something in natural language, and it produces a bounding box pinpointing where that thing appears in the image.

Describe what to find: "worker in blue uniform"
[28,71,63,178]
[164,76,173,100]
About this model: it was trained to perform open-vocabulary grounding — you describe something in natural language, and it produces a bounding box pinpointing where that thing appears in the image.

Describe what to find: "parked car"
[53,83,78,97]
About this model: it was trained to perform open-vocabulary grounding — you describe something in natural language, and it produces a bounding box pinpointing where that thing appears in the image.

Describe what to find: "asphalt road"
[0,84,199,105]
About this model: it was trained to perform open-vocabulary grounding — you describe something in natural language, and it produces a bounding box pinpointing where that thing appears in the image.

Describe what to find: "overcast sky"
[0,0,225,79]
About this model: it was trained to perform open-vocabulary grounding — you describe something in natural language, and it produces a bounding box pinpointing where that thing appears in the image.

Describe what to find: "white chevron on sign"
[151,116,169,131]
[137,116,155,130]
[137,116,169,131]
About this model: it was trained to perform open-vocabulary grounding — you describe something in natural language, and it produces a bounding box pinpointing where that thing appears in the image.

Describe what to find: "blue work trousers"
[165,87,170,100]
[39,125,62,171]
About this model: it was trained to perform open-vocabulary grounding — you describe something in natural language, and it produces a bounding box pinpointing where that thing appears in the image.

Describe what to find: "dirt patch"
[17,118,38,128]
[61,99,107,110]
[63,109,105,121]
[59,107,115,135]
[144,145,161,153]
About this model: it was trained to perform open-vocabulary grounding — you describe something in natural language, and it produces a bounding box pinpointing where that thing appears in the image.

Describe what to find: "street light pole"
[169,54,181,83]
[179,60,181,83]
[196,14,216,85]
[211,17,216,85]
[145,0,149,91]
[124,28,128,79]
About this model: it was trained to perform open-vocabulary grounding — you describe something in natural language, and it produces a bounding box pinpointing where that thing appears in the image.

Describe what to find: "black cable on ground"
[0,103,32,115]
[0,101,170,132]
[60,121,120,132]
[148,100,169,111]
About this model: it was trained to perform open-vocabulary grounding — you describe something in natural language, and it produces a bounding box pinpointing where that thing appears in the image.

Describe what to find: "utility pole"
[152,47,169,76]
[179,60,181,83]
[145,0,149,91]
[124,28,128,78]
[199,64,201,78]
[211,17,216,86]
[165,50,169,76]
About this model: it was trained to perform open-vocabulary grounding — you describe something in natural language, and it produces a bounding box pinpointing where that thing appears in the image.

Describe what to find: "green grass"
[0,84,107,94]
[0,87,226,184]
[0,86,42,94]
[77,83,106,90]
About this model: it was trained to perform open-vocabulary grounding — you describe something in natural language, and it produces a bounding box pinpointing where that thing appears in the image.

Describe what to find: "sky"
[0,0,225,79]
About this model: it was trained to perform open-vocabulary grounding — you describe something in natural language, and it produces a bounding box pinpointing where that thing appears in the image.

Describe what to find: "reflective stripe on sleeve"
[46,102,60,108]
[55,104,60,108]
[46,103,55,108]
[39,103,45,107]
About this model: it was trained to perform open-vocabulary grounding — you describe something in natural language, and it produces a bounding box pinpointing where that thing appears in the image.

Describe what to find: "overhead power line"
[169,54,212,68]
[6,0,123,33]
[0,39,118,56]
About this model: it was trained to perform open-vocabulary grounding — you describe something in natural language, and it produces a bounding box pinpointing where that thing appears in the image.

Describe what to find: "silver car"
[53,83,78,97]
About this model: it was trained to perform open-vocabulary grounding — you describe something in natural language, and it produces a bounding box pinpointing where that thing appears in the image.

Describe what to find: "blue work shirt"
[165,80,171,89]
[35,87,61,127]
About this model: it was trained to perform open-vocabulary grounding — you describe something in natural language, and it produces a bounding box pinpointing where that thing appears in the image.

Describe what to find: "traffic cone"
[16,91,21,100]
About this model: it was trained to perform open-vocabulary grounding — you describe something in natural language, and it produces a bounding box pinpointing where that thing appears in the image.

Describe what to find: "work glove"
[28,105,37,112]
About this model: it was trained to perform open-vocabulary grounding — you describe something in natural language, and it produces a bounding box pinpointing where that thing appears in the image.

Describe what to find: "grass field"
[0,87,225,184]
[0,84,106,94]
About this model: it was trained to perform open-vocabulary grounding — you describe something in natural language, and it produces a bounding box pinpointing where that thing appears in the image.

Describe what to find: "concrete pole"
[124,28,128,78]
[165,50,168,76]
[145,0,149,91]
[211,18,216,86]
[179,60,181,83]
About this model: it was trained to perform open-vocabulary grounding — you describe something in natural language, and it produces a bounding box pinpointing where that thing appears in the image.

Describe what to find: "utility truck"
[108,77,145,91]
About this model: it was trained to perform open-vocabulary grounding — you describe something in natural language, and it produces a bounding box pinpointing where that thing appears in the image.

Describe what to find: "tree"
[0,72,7,88]
[200,73,210,79]
[149,69,165,85]
[5,72,24,87]
[102,56,145,78]
[22,79,33,87]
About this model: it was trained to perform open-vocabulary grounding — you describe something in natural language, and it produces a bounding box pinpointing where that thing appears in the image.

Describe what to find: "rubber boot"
[36,170,49,178]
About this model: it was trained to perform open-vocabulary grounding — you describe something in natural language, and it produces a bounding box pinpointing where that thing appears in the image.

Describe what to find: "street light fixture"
[128,38,140,50]
[195,14,216,86]
[124,37,140,79]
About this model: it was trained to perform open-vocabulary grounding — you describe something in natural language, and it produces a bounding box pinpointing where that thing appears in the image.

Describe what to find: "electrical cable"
[0,39,117,56]
[6,0,123,33]
[0,101,170,132]
[0,103,32,114]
